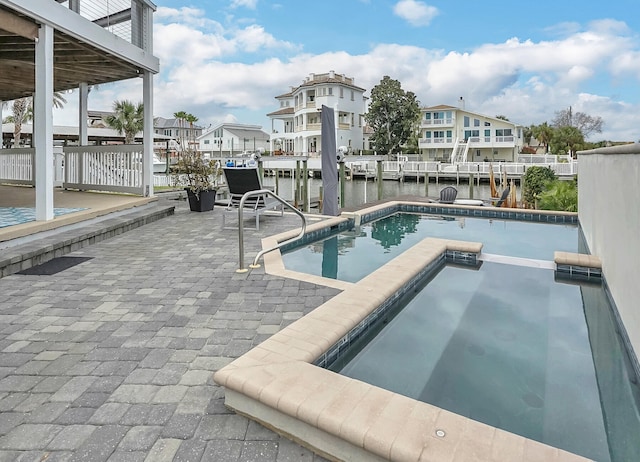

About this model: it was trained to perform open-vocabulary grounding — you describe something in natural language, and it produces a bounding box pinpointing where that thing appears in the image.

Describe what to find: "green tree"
[103,100,144,144]
[538,179,578,212]
[522,124,533,145]
[496,115,509,121]
[365,76,420,158]
[522,166,556,208]
[531,122,554,153]
[550,125,584,157]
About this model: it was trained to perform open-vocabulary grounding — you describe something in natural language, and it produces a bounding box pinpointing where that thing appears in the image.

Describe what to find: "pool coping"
[214,205,590,461]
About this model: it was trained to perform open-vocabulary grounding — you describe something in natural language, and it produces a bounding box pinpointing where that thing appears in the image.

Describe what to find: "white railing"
[64,145,145,194]
[57,0,152,51]
[518,154,572,163]
[0,148,35,185]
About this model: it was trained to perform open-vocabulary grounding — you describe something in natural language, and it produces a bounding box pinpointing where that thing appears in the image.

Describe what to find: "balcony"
[54,0,152,49]
[0,0,158,101]
[422,118,454,127]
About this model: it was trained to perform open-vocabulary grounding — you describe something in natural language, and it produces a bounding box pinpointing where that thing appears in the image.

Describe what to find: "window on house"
[474,119,480,127]
[204,140,210,144]
[464,116,470,127]
[484,121,491,126]
[425,113,431,120]
[328,87,333,96]
[484,129,490,137]
[340,87,344,98]
[351,90,354,101]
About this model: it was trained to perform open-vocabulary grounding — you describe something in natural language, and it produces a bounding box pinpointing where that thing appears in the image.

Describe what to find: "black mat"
[17,256,93,275]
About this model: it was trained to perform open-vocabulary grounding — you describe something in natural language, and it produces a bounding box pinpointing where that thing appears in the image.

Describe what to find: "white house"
[198,123,270,157]
[267,71,367,155]
[419,104,524,162]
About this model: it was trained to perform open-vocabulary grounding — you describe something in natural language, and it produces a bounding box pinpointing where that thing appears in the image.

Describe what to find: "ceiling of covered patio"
[0,4,143,102]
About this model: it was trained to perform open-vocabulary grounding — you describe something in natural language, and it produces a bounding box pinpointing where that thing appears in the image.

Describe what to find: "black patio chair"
[493,186,511,207]
[438,186,458,204]
[222,167,283,230]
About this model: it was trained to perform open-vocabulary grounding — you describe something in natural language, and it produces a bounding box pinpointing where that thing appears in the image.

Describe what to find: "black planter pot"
[186,188,216,212]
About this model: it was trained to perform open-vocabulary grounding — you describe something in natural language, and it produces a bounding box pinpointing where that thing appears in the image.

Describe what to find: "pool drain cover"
[17,256,93,275]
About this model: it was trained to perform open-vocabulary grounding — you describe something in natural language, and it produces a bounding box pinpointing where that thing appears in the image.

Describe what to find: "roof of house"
[266,107,295,117]
[1,123,171,142]
[198,123,269,140]
[275,72,366,98]
[423,104,459,111]
[154,117,204,130]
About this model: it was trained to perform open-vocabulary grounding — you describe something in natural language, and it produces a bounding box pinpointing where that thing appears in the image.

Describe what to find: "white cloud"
[230,0,258,9]
[52,16,640,142]
[393,0,439,27]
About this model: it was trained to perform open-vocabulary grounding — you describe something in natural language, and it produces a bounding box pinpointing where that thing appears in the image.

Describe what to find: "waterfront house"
[267,71,367,155]
[198,123,270,157]
[420,104,524,163]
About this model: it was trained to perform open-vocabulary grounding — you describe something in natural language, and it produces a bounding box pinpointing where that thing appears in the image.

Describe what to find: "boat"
[453,199,484,206]
[154,154,168,174]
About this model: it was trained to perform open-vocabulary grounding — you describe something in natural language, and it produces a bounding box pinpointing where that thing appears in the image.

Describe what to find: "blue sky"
[55,0,640,141]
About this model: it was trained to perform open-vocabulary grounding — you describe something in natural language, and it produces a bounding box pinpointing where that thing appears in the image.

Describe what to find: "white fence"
[0,148,35,185]
[63,145,145,194]
[347,159,577,178]
[0,148,578,194]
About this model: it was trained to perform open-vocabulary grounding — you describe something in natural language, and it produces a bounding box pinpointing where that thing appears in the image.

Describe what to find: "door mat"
[17,256,93,275]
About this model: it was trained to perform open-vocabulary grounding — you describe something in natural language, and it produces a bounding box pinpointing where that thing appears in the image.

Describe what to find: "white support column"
[78,82,88,145]
[34,23,54,221]
[142,70,154,197]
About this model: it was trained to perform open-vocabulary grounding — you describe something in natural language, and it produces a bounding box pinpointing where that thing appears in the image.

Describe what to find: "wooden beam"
[0,9,38,40]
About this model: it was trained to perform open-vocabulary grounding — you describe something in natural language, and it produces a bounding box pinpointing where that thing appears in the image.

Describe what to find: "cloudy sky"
[55,0,640,142]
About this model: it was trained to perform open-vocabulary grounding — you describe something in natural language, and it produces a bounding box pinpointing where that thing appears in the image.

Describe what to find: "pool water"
[282,213,577,282]
[329,262,640,462]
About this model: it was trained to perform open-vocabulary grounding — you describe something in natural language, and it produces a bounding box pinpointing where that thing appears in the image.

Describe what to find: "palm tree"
[103,100,144,144]
[184,113,199,147]
[173,111,188,147]
[4,98,31,146]
[2,92,67,146]
[532,122,554,153]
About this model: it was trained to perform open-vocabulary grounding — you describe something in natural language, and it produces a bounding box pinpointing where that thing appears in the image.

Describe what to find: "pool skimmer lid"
[435,429,446,438]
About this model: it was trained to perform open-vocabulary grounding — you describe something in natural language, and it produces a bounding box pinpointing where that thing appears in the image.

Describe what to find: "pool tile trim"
[215,236,590,462]
[554,251,603,282]
[353,200,578,226]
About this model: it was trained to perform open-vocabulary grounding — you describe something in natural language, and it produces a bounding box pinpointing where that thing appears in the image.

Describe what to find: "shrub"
[522,166,556,207]
[538,180,578,212]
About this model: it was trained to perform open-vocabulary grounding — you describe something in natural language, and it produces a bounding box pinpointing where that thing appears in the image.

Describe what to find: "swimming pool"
[328,260,640,462]
[282,212,578,282]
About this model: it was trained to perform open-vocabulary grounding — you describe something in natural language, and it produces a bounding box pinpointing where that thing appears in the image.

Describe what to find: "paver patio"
[0,195,336,462]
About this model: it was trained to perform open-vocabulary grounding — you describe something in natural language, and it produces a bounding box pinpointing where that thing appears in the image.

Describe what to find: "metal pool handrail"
[236,189,307,272]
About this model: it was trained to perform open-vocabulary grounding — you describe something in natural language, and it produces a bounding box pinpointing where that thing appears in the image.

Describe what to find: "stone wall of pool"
[214,233,590,461]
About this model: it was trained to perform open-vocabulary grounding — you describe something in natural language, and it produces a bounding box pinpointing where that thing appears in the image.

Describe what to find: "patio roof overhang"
[0,4,151,102]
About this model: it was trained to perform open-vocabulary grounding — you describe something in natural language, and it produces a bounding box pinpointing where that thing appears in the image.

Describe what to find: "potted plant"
[172,150,221,212]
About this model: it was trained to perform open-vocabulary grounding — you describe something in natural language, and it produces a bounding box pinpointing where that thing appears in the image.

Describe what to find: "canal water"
[260,176,499,209]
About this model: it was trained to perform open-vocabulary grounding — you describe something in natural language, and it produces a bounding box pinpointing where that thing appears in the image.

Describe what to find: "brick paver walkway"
[0,197,338,461]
